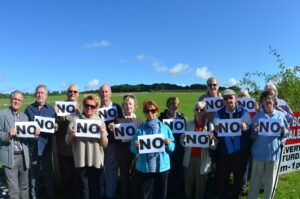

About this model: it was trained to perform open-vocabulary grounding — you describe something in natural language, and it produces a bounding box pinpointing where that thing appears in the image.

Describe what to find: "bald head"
[67,84,79,101]
[99,84,112,105]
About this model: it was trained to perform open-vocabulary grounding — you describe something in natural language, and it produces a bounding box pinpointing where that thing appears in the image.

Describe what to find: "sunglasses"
[195,108,205,112]
[84,104,97,109]
[208,84,218,87]
[144,109,157,114]
[68,90,78,94]
[223,96,234,100]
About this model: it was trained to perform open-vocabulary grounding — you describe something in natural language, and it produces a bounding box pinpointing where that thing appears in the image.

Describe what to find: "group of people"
[0,77,293,199]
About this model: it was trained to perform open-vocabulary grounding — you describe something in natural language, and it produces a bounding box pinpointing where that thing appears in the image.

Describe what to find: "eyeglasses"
[84,104,97,109]
[68,90,78,94]
[223,96,234,101]
[208,84,218,87]
[144,109,157,114]
[195,108,205,112]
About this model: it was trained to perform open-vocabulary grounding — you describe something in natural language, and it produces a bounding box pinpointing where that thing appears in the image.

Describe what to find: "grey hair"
[238,88,250,98]
[264,82,278,96]
[10,90,24,101]
[67,84,79,92]
[35,84,48,94]
[194,101,206,110]
[206,77,218,85]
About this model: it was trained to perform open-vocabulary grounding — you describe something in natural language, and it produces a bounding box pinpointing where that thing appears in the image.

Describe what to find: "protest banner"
[15,121,38,138]
[55,101,77,116]
[75,119,102,138]
[97,106,118,121]
[163,119,185,134]
[258,118,282,136]
[138,134,165,154]
[237,97,256,112]
[216,118,242,137]
[184,131,210,148]
[204,97,223,112]
[34,116,55,133]
[279,112,300,174]
[114,123,136,140]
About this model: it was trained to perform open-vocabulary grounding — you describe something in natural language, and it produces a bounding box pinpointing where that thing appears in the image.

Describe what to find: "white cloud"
[195,67,212,79]
[176,84,186,87]
[223,78,240,87]
[136,54,147,61]
[60,82,73,88]
[0,86,15,93]
[85,40,111,48]
[84,79,101,90]
[169,63,189,75]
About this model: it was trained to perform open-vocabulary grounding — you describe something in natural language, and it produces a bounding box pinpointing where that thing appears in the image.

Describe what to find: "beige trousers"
[248,159,279,199]
[184,157,208,199]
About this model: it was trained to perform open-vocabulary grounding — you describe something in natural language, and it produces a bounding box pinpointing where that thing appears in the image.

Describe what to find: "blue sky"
[0,0,299,93]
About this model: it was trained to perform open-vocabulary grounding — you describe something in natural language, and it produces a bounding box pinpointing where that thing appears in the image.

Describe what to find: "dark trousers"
[29,151,55,199]
[77,166,103,199]
[167,134,184,199]
[116,142,139,199]
[4,153,29,199]
[216,150,249,199]
[57,155,80,199]
[138,170,169,199]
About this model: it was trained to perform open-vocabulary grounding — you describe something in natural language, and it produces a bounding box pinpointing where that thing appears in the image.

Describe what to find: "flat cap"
[222,89,236,97]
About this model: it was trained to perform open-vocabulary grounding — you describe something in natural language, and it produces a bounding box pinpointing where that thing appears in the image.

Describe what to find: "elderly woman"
[248,91,289,199]
[158,97,186,198]
[263,82,294,123]
[65,94,108,199]
[109,94,143,199]
[182,101,216,199]
[130,100,175,199]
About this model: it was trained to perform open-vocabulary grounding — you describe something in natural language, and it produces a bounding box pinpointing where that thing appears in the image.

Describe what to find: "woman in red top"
[181,101,217,199]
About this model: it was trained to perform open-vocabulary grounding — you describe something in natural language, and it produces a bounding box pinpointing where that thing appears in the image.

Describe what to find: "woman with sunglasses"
[182,101,217,199]
[158,97,186,199]
[130,100,175,199]
[65,94,108,199]
[108,94,143,199]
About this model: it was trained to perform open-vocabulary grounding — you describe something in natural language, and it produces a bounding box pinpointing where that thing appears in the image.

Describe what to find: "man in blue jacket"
[213,89,252,199]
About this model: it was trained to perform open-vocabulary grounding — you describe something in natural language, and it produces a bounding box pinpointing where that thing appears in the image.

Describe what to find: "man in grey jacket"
[0,90,38,199]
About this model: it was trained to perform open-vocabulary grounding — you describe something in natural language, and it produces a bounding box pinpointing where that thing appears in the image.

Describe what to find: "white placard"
[114,123,136,140]
[184,131,210,148]
[163,119,185,134]
[217,118,242,137]
[55,101,77,116]
[97,106,118,121]
[15,121,38,138]
[138,134,165,154]
[279,143,300,174]
[34,116,55,134]
[204,97,223,112]
[75,119,102,138]
[258,118,282,136]
[237,98,256,112]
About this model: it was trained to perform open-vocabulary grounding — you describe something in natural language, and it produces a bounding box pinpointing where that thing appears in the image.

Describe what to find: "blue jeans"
[29,151,55,199]
[101,143,118,198]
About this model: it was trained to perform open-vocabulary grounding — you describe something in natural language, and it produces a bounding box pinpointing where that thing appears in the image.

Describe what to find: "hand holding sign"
[10,128,17,137]
[55,101,77,116]
[258,118,282,136]
[164,138,170,145]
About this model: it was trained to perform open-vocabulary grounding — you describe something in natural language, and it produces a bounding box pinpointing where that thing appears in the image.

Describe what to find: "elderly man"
[98,85,123,199]
[25,84,57,199]
[54,84,81,199]
[213,89,251,199]
[199,77,222,122]
[0,90,38,199]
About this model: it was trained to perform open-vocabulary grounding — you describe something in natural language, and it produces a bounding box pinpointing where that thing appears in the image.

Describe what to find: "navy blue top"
[25,102,56,156]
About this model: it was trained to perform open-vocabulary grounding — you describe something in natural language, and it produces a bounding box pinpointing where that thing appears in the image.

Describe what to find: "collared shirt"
[11,108,23,152]
[25,102,56,156]
[251,109,289,161]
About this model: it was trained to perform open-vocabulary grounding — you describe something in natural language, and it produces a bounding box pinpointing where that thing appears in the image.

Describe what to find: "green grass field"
[1,91,299,198]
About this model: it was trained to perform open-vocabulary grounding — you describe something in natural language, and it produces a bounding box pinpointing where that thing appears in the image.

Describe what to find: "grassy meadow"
[0,91,299,198]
